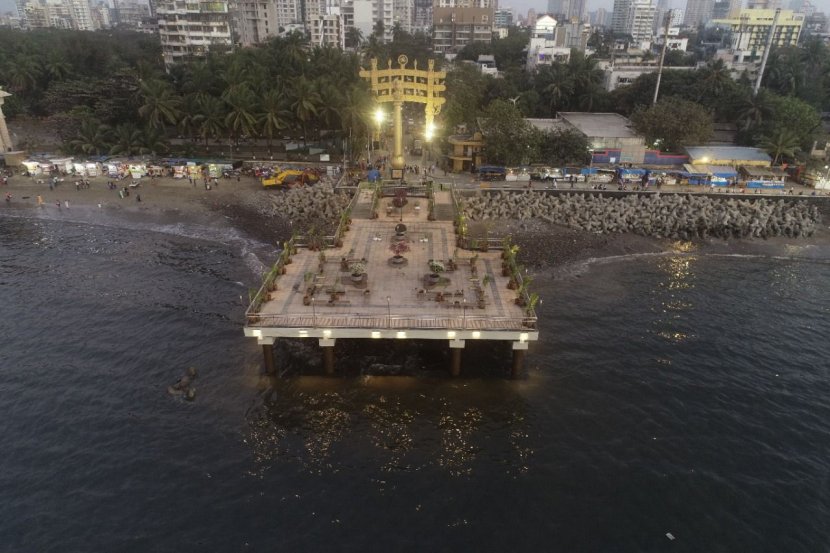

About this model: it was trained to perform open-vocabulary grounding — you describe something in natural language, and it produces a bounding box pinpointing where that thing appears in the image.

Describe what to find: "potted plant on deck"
[349,260,366,283]
[427,259,444,285]
[390,240,410,264]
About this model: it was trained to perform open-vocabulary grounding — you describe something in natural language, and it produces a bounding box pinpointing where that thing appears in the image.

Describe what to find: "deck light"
[371,331,381,339]
[472,331,481,339]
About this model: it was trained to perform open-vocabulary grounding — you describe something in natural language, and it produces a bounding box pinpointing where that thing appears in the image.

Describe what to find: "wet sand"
[4,173,828,276]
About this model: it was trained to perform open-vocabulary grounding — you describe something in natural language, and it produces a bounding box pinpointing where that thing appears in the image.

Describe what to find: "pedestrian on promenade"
[65,200,70,208]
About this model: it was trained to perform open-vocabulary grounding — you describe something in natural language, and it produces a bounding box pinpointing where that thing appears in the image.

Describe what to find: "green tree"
[759,128,800,164]
[289,77,321,145]
[534,128,591,166]
[258,89,291,153]
[761,93,822,150]
[480,99,537,166]
[69,117,111,156]
[224,87,258,147]
[141,126,170,156]
[197,96,226,147]
[109,122,144,156]
[138,79,181,130]
[543,64,574,115]
[345,27,364,49]
[630,97,714,152]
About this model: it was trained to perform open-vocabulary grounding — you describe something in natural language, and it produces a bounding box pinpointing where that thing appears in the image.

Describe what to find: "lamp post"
[386,296,391,328]
[374,107,385,166]
[824,165,829,180]
[311,296,316,327]
[462,297,467,329]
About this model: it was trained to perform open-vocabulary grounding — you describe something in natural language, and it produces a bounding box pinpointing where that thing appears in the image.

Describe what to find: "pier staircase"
[350,188,375,219]
[432,191,456,221]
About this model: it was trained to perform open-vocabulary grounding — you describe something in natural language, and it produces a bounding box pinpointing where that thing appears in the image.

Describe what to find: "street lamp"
[311,296,316,327]
[462,298,467,329]
[824,165,829,180]
[386,296,391,328]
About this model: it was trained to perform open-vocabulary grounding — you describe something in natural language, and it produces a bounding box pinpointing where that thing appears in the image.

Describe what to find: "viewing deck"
[244,184,539,376]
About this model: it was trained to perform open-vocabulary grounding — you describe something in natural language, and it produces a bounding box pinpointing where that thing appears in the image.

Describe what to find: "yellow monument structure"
[359,55,446,179]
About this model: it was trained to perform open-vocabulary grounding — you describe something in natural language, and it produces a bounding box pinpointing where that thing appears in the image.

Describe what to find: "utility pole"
[652,9,672,105]
[754,8,781,97]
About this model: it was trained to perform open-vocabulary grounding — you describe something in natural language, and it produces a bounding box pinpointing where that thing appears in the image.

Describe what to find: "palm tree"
[316,81,343,134]
[109,123,144,156]
[43,54,71,82]
[224,88,258,148]
[138,79,182,131]
[177,94,202,144]
[362,35,386,61]
[142,126,170,156]
[544,64,574,115]
[697,59,732,99]
[759,128,800,165]
[735,92,772,132]
[7,55,41,92]
[289,77,321,145]
[197,96,226,148]
[345,27,364,49]
[258,89,291,154]
[70,118,112,156]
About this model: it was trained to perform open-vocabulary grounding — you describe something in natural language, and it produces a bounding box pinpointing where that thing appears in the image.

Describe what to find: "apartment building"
[433,0,493,54]
[156,0,233,65]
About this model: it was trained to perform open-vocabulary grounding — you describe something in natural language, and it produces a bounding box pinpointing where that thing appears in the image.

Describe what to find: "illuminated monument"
[359,55,446,178]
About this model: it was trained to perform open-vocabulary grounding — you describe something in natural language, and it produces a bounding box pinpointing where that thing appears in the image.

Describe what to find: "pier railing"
[246,311,537,331]
[246,235,299,316]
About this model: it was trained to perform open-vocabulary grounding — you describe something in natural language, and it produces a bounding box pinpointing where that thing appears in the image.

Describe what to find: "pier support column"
[320,338,336,375]
[258,337,276,375]
[511,341,528,379]
[449,339,465,377]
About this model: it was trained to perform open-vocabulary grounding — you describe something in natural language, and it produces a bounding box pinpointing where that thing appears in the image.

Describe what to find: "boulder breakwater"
[259,183,351,232]
[461,192,823,240]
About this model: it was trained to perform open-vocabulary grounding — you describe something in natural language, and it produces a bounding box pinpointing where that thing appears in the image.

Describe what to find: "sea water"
[1,212,828,552]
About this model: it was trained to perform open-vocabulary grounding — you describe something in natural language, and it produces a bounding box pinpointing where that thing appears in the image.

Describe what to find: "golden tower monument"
[359,55,446,178]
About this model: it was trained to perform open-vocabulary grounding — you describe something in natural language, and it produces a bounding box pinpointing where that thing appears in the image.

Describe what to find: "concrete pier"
[449,339,465,377]
[260,337,276,375]
[320,338,336,375]
[245,185,539,377]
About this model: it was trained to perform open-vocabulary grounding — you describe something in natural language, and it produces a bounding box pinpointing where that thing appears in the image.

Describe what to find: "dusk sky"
[2,0,830,22]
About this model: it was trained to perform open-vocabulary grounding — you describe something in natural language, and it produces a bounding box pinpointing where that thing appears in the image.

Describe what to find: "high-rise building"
[527,8,536,26]
[627,0,655,40]
[747,0,780,9]
[714,8,804,50]
[413,0,431,31]
[588,7,608,26]
[233,0,280,46]
[18,0,99,30]
[611,0,631,32]
[433,0,493,53]
[156,0,233,66]
[683,0,714,26]
[494,6,512,27]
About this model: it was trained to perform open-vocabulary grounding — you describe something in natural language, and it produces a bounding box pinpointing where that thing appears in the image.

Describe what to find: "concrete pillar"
[449,339,465,377]
[0,90,13,152]
[511,341,528,379]
[320,338,336,375]
[258,337,276,375]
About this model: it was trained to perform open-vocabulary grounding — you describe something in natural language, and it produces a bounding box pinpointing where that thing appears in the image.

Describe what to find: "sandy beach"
[3,172,828,277]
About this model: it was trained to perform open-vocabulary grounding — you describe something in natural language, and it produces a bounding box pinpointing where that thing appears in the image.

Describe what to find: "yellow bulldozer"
[262,169,321,189]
